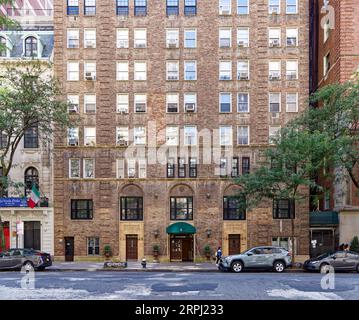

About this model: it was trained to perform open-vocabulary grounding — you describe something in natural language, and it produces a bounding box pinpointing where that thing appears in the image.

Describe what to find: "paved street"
[0,271,358,300]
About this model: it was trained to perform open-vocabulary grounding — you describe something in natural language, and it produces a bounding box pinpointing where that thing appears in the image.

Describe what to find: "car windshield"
[316,251,334,260]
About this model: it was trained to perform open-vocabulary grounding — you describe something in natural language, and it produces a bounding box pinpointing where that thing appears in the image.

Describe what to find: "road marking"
[267,288,343,300]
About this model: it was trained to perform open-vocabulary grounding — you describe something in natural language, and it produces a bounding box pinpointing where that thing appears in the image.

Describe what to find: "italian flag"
[28,185,40,209]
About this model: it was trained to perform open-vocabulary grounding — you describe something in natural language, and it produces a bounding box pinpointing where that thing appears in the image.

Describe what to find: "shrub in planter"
[350,236,359,253]
[103,245,112,258]
[204,245,211,260]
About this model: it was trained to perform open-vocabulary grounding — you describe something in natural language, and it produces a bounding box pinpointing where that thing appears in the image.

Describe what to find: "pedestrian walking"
[215,247,222,265]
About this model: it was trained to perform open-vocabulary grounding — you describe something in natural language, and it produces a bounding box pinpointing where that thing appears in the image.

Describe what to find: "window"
[237,60,249,80]
[166,126,179,145]
[178,158,186,177]
[166,61,179,80]
[134,126,146,145]
[117,29,129,48]
[84,0,96,15]
[166,29,179,48]
[69,159,80,178]
[24,167,39,197]
[134,94,147,112]
[286,28,298,46]
[67,29,79,48]
[24,36,38,57]
[117,0,129,15]
[237,28,249,47]
[324,53,330,76]
[269,0,280,14]
[71,200,93,220]
[286,93,298,112]
[116,159,125,178]
[68,127,79,146]
[117,61,129,80]
[242,157,250,174]
[84,61,96,80]
[139,159,147,178]
[87,237,99,255]
[167,158,175,178]
[269,126,281,144]
[0,36,7,57]
[184,29,197,48]
[231,157,239,177]
[0,131,7,149]
[184,93,197,112]
[269,28,281,47]
[184,125,197,145]
[128,159,136,177]
[83,159,95,178]
[219,0,231,14]
[237,126,249,145]
[84,29,96,48]
[134,61,147,80]
[116,126,129,146]
[237,0,249,14]
[237,93,249,112]
[24,124,39,148]
[189,158,197,178]
[185,0,197,15]
[286,60,298,80]
[84,94,96,113]
[68,95,79,113]
[67,0,79,15]
[67,61,79,81]
[134,0,147,16]
[220,158,228,177]
[84,127,96,146]
[220,126,233,146]
[219,28,231,48]
[167,0,179,16]
[269,93,281,113]
[220,93,231,112]
[286,0,297,14]
[272,237,295,253]
[184,61,197,80]
[134,29,147,48]
[117,94,129,113]
[324,19,330,42]
[269,61,281,80]
[121,197,143,220]
[273,199,295,219]
[223,196,246,220]
[219,61,232,80]
[170,197,193,220]
[166,93,179,112]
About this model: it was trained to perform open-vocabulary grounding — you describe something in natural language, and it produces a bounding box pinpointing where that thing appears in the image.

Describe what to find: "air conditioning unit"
[135,43,146,48]
[135,103,146,112]
[118,108,128,114]
[68,138,78,146]
[128,171,136,178]
[269,6,279,14]
[238,72,249,80]
[287,38,297,46]
[167,75,179,80]
[185,103,196,112]
[269,39,280,47]
[118,40,128,48]
[287,73,297,80]
[238,41,247,47]
[85,72,96,80]
[85,41,96,48]
[269,72,280,80]
[220,6,231,15]
[167,39,178,48]
[68,104,79,113]
[85,104,96,113]
[85,140,96,146]
[118,139,128,146]
[167,103,178,112]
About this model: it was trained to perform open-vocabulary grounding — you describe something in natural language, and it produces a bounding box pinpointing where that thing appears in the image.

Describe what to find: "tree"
[0,0,19,51]
[350,236,359,253]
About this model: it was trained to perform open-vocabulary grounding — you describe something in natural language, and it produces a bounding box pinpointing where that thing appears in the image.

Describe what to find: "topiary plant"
[350,236,359,253]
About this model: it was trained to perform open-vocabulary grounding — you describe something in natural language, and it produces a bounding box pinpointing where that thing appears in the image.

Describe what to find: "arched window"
[24,167,39,196]
[0,36,7,57]
[25,36,38,57]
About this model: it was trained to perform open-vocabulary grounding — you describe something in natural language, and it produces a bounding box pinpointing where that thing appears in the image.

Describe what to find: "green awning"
[166,222,196,234]
[310,211,339,226]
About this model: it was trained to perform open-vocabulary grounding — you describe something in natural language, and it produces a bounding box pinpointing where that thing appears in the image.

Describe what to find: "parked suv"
[218,246,292,273]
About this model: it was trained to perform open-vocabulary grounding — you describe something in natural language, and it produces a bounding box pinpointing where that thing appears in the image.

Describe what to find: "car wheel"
[273,261,285,273]
[231,261,244,273]
[320,263,330,273]
[23,261,34,272]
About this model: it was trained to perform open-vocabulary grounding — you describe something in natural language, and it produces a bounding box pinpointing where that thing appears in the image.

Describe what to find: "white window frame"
[184,125,198,146]
[138,159,147,179]
[67,28,79,48]
[134,28,147,48]
[84,94,96,113]
[69,158,80,178]
[134,126,146,145]
[117,28,129,48]
[84,28,96,48]
[116,126,129,146]
[166,28,179,48]
[237,0,249,15]
[219,61,232,80]
[117,94,129,113]
[184,28,197,48]
[237,125,249,145]
[184,93,197,112]
[134,93,147,113]
[83,158,95,179]
[269,61,281,80]
[219,125,233,146]
[117,61,129,81]
[134,61,147,81]
[67,61,79,81]
[84,127,96,146]
[269,92,281,113]
[219,92,232,113]
[219,0,231,15]
[269,28,281,47]
[237,28,249,47]
[269,0,280,14]
[84,61,96,80]
[286,0,298,14]
[237,60,249,80]
[286,60,298,80]
[127,159,136,178]
[166,126,179,146]
[166,93,179,113]
[116,159,125,178]
[166,61,179,81]
[237,92,249,113]
[269,126,281,144]
[67,95,79,113]
[184,60,197,81]
[286,28,298,46]
[67,127,79,146]
[286,93,298,113]
[219,28,232,48]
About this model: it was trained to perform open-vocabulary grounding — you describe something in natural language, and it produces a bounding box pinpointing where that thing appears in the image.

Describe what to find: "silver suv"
[218,246,292,273]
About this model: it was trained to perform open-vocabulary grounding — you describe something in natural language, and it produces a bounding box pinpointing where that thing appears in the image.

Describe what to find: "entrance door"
[181,237,194,262]
[228,234,241,255]
[170,235,194,262]
[170,238,182,261]
[65,237,74,262]
[126,235,138,260]
[24,221,41,250]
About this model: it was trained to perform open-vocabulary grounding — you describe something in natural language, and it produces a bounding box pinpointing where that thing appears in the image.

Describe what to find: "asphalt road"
[0,271,358,300]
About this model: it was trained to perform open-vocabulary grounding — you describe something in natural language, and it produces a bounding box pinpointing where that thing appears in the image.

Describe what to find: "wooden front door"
[229,234,241,255]
[170,237,182,261]
[126,235,138,260]
[170,235,194,262]
[181,237,194,262]
[65,237,74,262]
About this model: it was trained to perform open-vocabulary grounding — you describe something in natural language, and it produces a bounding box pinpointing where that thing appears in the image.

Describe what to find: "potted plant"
[204,245,211,261]
[153,244,160,262]
[103,245,112,259]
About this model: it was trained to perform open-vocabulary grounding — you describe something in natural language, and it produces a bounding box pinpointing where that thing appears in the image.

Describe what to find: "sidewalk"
[47,261,304,272]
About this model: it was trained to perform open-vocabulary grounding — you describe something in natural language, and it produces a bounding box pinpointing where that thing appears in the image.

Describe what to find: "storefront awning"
[166,222,196,234]
[310,211,339,226]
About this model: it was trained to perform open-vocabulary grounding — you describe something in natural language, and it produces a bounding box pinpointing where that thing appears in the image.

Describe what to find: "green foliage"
[350,236,359,253]
[103,245,112,256]
[204,245,211,254]
[0,1,20,52]
[153,244,160,252]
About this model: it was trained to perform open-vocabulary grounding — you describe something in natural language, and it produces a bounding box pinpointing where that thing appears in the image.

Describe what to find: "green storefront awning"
[166,222,196,234]
[310,211,339,226]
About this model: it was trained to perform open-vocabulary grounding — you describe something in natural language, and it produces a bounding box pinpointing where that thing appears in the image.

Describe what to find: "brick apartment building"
[53,0,310,262]
[309,0,359,254]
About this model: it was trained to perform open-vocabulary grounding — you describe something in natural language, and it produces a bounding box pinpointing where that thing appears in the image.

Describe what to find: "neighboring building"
[310,0,359,253]
[53,0,310,262]
[0,1,54,254]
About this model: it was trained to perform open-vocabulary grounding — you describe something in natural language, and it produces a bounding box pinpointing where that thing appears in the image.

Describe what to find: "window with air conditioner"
[84,94,96,113]
[219,28,231,48]
[166,93,179,112]
[166,61,179,80]
[237,93,249,113]
[116,126,129,146]
[220,126,233,146]
[269,126,281,144]
[117,28,129,48]
[237,0,249,14]
[84,127,96,146]
[269,93,281,113]
[184,29,197,48]
[84,29,96,48]
[117,61,129,80]
[286,0,297,14]
[83,159,95,179]
[184,126,197,146]
[237,28,249,47]
[134,94,147,113]
[286,93,298,112]
[219,0,231,15]
[166,29,179,48]
[84,61,96,80]
[67,61,79,81]
[286,60,298,80]
[269,28,281,47]
[67,95,79,113]
[269,61,281,80]
[220,93,231,113]
[134,61,147,81]
[237,60,249,80]
[69,159,80,178]
[184,93,197,112]
[184,61,197,80]
[134,29,147,48]
[269,0,280,14]
[286,28,298,46]
[219,61,232,80]
[116,159,125,178]
[67,127,79,146]
[67,29,79,48]
[117,94,129,113]
[166,126,179,146]
[237,126,249,145]
[134,126,146,145]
